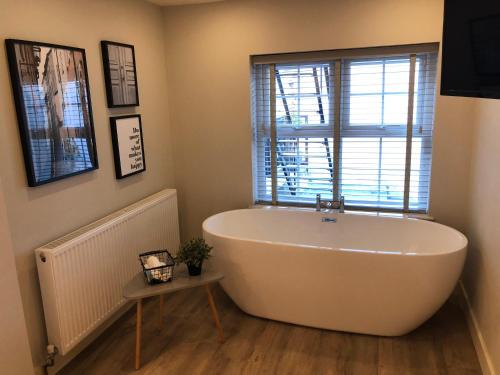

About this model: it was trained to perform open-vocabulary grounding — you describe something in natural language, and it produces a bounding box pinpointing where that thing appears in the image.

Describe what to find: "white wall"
[464,98,500,373]
[0,0,175,372]
[0,177,34,375]
[163,0,475,240]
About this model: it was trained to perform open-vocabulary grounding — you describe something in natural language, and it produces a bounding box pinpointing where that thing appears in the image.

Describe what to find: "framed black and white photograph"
[110,115,146,179]
[5,39,98,187]
[101,41,139,108]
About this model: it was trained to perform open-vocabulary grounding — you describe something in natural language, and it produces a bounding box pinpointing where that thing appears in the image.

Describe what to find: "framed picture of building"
[110,115,146,179]
[101,41,139,107]
[5,39,99,187]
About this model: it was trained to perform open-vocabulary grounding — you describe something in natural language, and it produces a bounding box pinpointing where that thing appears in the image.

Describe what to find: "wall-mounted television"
[441,0,500,99]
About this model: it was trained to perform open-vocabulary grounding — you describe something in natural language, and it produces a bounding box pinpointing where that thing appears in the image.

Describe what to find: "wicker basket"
[139,249,175,285]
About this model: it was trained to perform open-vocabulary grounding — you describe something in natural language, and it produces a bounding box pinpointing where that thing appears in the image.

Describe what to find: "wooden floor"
[60,285,482,375]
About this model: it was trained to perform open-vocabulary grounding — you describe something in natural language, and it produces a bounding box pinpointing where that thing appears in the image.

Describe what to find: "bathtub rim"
[202,208,468,257]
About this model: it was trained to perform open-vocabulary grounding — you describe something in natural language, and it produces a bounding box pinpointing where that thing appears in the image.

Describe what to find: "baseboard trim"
[458,281,496,375]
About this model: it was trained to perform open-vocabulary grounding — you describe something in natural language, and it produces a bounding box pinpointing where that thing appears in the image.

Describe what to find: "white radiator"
[36,189,180,356]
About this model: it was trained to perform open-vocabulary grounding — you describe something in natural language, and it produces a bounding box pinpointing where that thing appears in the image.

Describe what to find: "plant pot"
[187,263,202,276]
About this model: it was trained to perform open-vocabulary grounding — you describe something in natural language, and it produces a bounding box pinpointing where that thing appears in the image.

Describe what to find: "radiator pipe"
[44,344,58,368]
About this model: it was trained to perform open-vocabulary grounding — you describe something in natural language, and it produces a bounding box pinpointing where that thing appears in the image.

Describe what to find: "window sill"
[250,204,435,221]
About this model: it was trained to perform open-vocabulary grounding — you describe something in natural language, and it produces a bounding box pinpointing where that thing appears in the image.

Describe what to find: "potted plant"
[176,238,213,276]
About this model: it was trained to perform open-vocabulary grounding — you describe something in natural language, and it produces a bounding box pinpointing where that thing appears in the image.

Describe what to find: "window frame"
[252,44,438,214]
[337,55,431,210]
[341,57,421,136]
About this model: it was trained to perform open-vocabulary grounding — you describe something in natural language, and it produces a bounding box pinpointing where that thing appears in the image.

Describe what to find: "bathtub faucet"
[316,194,345,213]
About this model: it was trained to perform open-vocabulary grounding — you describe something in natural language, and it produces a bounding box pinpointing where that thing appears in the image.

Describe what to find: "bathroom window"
[252,44,438,213]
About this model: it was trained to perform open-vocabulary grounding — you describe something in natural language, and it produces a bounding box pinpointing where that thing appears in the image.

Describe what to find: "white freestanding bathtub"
[202,207,467,336]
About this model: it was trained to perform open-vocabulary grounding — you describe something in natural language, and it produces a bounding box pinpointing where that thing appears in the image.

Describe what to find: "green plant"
[176,238,213,267]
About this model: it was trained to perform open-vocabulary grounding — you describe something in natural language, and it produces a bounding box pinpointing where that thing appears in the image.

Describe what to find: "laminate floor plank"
[59,285,482,375]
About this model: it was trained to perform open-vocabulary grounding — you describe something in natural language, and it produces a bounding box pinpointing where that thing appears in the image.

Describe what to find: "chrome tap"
[316,194,345,213]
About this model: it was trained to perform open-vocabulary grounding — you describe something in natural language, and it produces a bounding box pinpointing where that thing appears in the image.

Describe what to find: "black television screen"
[441,0,500,98]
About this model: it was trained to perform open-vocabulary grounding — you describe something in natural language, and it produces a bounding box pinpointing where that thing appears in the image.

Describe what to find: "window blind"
[252,44,438,213]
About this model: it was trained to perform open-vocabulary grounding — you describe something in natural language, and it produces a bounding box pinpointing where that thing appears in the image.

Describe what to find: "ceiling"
[146,0,225,6]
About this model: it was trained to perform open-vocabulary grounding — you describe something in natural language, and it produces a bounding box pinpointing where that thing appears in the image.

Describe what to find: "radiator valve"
[45,344,58,367]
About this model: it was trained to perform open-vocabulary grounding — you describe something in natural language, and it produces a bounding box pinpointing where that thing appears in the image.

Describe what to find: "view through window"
[252,46,438,212]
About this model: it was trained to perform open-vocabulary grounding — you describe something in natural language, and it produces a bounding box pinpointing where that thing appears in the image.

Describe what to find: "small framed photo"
[5,39,98,187]
[101,41,139,107]
[110,115,146,179]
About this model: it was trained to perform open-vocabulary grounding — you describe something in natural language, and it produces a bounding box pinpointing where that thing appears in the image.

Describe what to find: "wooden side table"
[123,269,224,370]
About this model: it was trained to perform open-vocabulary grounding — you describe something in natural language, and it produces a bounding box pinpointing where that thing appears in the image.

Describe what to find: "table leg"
[159,294,165,330]
[135,299,143,370]
[204,284,224,343]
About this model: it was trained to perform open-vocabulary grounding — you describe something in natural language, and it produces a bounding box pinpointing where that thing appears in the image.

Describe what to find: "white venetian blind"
[252,44,438,213]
